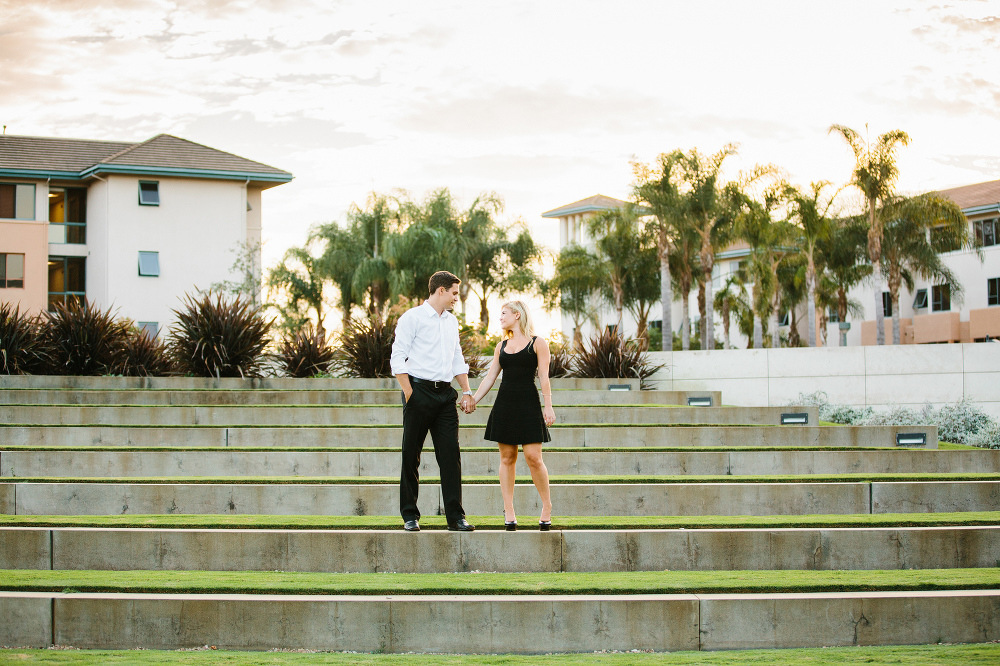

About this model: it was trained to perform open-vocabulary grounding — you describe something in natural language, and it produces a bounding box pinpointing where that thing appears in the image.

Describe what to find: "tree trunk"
[659,244,672,352]
[891,291,901,345]
[806,259,817,347]
[722,301,731,350]
[753,314,763,349]
[697,282,706,350]
[479,296,490,329]
[681,294,690,351]
[873,261,885,345]
[703,249,714,353]
[771,310,780,348]
[838,289,849,347]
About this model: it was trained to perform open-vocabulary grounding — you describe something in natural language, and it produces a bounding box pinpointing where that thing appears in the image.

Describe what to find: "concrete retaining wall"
[3,447,990,479]
[3,526,996,573]
[5,481,997,516]
[649,343,1000,418]
[0,404,818,426]
[1,591,996,651]
[0,424,937,449]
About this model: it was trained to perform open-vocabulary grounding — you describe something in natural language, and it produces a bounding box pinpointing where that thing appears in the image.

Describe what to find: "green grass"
[3,568,998,595]
[2,473,997,485]
[1,644,999,665]
[2,511,997,530]
[940,441,983,450]
[0,445,938,452]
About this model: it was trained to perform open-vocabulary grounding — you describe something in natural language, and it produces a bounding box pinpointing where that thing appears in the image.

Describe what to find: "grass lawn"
[2,511,998,530]
[2,644,1000,664]
[2,568,998,595]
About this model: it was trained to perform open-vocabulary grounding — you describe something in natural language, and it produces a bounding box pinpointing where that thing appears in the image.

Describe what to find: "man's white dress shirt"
[390,301,469,382]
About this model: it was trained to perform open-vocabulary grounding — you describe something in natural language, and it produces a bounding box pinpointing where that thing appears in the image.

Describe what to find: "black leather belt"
[409,376,451,390]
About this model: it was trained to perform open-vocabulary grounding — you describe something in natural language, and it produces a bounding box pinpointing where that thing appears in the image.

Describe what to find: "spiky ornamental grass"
[113,326,174,377]
[332,311,397,378]
[168,292,272,378]
[41,299,130,376]
[570,327,663,389]
[547,343,572,379]
[277,324,335,378]
[0,301,50,374]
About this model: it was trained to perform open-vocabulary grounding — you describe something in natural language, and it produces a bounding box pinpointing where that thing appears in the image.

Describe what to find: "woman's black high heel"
[504,512,517,531]
[538,520,551,531]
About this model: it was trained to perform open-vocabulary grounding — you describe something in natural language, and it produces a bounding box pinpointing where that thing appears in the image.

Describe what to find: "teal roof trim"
[716,248,751,260]
[81,163,293,182]
[0,168,84,180]
[541,204,607,218]
[964,203,1000,216]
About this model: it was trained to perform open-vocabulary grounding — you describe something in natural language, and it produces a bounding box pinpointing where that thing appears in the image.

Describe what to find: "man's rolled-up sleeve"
[390,313,413,377]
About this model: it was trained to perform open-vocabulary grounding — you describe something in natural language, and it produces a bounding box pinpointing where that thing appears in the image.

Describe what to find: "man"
[390,270,476,532]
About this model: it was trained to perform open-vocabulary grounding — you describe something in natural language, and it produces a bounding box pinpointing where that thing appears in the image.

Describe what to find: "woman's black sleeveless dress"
[484,337,551,444]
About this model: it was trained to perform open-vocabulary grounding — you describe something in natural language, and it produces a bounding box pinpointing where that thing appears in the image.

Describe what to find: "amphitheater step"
[3,479,997,516]
[1,447,991,478]
[3,525,998,573]
[0,388,718,407]
[0,424,935,449]
[0,404,818,426]
[1,587,997,652]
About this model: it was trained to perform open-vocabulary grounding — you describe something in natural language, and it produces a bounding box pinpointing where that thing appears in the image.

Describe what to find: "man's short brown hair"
[428,270,460,295]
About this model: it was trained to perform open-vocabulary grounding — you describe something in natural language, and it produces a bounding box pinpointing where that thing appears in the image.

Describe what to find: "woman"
[470,301,555,531]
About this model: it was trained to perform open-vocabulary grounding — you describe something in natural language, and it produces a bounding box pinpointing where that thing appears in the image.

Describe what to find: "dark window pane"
[0,184,14,218]
[48,294,63,312]
[66,189,86,223]
[139,182,160,205]
[7,280,23,288]
[989,278,999,306]
[0,254,6,281]
[882,292,892,317]
[932,284,951,311]
[66,257,86,292]
[986,220,997,247]
[913,289,928,309]
[66,224,86,244]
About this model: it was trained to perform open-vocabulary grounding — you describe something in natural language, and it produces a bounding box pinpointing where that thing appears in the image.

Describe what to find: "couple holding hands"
[390,271,555,533]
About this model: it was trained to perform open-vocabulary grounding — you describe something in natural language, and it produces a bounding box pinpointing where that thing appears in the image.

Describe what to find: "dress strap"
[529,336,537,352]
[500,339,508,353]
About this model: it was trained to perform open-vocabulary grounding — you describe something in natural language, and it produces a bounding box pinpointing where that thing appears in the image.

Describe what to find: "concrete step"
[2,448,991,478]
[4,526,997,573]
[2,589,997,651]
[0,404,821,426]
[0,376,642,391]
[0,388,718,407]
[0,424,938,448]
[4,480,997,516]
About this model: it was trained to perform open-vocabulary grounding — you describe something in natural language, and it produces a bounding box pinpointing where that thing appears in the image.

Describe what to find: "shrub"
[168,292,272,378]
[113,327,174,377]
[460,328,489,379]
[858,404,928,427]
[0,302,50,374]
[570,327,664,389]
[42,299,130,376]
[548,344,571,379]
[333,312,398,378]
[967,421,1000,449]
[277,325,335,378]
[934,398,994,444]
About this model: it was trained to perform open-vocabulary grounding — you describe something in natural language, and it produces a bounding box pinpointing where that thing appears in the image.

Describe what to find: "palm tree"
[670,225,700,350]
[267,245,328,337]
[787,182,838,347]
[714,274,750,350]
[816,216,871,346]
[545,243,603,346]
[829,124,911,345]
[880,193,977,344]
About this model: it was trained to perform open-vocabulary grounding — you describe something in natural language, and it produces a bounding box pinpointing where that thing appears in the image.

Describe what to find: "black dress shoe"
[447,518,475,532]
[403,519,420,532]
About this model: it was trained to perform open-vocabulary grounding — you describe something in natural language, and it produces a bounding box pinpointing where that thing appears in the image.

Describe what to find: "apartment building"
[0,133,292,335]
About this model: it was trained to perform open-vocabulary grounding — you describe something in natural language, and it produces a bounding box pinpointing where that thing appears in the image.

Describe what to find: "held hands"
[460,395,477,414]
[543,406,556,426]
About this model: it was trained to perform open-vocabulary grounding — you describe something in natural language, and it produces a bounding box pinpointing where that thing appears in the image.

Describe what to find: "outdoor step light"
[780,412,809,425]
[895,433,928,446]
[687,396,713,407]
[608,384,631,391]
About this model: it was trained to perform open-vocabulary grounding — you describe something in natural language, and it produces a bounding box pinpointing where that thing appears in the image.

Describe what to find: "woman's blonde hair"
[501,300,535,339]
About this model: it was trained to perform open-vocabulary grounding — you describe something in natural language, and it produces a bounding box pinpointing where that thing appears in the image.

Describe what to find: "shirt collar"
[420,300,451,319]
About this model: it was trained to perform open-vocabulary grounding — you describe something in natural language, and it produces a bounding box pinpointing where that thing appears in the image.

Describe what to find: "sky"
[3,0,1000,332]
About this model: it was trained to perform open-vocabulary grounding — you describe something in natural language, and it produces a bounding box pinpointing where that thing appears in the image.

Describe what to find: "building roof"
[0,133,292,186]
[936,178,1000,214]
[541,194,631,218]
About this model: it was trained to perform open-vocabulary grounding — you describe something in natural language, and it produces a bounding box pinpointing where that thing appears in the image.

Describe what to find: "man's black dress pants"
[399,378,466,524]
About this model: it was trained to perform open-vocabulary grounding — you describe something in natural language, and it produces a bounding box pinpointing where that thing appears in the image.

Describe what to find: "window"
[606,323,619,336]
[47,187,87,244]
[777,310,789,327]
[828,308,840,323]
[138,181,160,206]
[975,218,998,248]
[932,284,951,312]
[648,320,662,332]
[137,322,159,337]
[989,278,999,307]
[913,289,928,309]
[882,292,892,317]
[48,256,85,310]
[0,183,35,220]
[0,253,25,288]
[138,251,160,277]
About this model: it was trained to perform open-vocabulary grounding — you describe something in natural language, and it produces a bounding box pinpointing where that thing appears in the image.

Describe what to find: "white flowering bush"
[790,392,999,448]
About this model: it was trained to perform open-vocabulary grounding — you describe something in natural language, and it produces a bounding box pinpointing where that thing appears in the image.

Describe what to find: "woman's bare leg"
[522,443,552,522]
[498,443,519,522]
